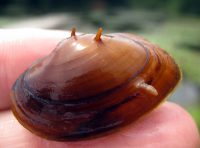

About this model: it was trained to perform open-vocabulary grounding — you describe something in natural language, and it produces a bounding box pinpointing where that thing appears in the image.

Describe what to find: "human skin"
[0,29,199,148]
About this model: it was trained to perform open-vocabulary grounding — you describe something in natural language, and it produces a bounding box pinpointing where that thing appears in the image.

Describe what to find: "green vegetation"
[1,0,200,16]
[187,106,200,131]
[0,17,18,27]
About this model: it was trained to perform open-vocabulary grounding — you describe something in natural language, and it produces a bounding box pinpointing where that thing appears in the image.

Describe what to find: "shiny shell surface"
[11,30,181,141]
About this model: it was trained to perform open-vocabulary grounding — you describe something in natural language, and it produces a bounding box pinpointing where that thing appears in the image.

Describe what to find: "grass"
[0,16,32,28]
[0,17,17,27]
[187,105,200,132]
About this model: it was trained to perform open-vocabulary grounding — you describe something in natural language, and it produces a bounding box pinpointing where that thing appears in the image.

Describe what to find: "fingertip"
[116,102,200,147]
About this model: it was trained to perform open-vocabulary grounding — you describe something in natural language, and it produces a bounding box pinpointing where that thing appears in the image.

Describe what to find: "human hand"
[0,29,199,148]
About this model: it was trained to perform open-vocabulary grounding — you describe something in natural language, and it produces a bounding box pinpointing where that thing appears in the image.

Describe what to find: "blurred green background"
[0,0,200,130]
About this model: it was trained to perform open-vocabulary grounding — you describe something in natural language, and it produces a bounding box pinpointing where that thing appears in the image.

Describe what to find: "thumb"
[0,29,69,110]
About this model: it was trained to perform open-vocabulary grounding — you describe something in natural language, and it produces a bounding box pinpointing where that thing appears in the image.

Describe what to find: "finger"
[0,29,69,110]
[0,102,199,148]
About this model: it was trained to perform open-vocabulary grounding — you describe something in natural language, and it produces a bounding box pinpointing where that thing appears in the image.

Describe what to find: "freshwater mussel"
[11,28,181,141]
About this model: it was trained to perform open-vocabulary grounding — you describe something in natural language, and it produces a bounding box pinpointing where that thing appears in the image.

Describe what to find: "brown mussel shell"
[11,28,181,141]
